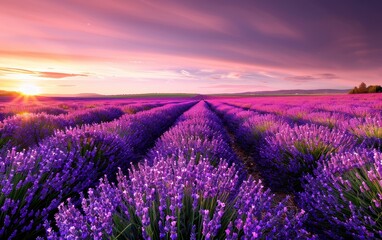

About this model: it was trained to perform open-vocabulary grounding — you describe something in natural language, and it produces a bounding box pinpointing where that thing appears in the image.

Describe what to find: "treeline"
[349,82,382,94]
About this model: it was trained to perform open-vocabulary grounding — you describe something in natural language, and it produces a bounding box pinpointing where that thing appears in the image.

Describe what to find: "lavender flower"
[46,100,311,239]
[47,177,120,240]
[0,107,125,151]
[260,124,357,191]
[48,155,309,239]
[0,102,194,239]
[299,149,382,239]
[148,102,239,167]
[342,115,382,151]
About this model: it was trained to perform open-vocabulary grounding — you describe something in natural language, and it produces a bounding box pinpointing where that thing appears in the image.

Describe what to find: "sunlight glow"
[19,84,41,96]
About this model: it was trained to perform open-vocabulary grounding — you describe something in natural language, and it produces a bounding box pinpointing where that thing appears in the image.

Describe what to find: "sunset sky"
[1,0,382,94]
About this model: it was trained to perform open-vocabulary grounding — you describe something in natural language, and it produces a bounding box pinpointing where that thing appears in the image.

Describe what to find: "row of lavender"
[0,101,166,152]
[210,98,382,239]
[46,101,311,239]
[0,101,194,239]
[226,94,382,118]
[0,99,170,120]
[227,95,382,149]
[0,107,123,151]
[0,99,171,125]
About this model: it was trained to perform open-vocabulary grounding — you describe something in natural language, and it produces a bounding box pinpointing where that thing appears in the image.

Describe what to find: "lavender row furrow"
[0,102,194,239]
[1,93,382,239]
[261,101,381,151]
[227,100,382,151]
[0,102,167,152]
[45,101,312,239]
[148,101,240,167]
[209,101,358,192]
[226,94,382,119]
[208,101,289,190]
[211,97,382,239]
[0,107,124,151]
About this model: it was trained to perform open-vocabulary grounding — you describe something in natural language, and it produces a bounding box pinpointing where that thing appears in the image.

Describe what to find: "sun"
[19,84,42,96]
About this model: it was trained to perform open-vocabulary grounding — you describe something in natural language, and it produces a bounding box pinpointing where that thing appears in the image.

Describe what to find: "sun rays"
[18,84,41,96]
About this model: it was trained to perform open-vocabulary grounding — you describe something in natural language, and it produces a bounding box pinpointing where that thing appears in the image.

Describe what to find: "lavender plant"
[0,112,14,122]
[0,107,125,151]
[0,126,129,239]
[46,155,310,239]
[236,114,289,153]
[208,101,291,153]
[260,124,357,191]
[68,107,124,126]
[0,113,67,150]
[305,111,347,129]
[45,178,120,239]
[342,116,382,151]
[299,149,382,239]
[149,102,238,167]
[104,102,196,163]
[0,103,194,239]
[122,103,163,114]
[31,107,68,116]
[44,101,311,239]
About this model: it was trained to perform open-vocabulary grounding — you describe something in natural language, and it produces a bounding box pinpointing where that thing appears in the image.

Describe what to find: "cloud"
[57,84,76,87]
[0,67,88,79]
[203,84,275,91]
[180,70,192,77]
[285,73,339,82]
[207,72,241,80]
[39,72,87,79]
[0,67,34,75]
[226,72,241,79]
[318,73,338,79]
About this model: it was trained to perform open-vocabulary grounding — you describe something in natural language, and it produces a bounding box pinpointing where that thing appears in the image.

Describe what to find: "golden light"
[18,84,42,96]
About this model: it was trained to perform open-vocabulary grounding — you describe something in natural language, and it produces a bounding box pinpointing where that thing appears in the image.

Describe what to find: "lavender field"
[1,94,382,239]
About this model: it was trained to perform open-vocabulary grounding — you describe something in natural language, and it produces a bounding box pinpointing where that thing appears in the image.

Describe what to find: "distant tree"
[368,85,378,93]
[349,87,358,94]
[358,82,367,93]
[367,85,382,93]
[349,82,382,94]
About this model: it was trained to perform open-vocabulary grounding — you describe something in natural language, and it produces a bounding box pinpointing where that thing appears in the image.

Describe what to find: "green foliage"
[349,82,382,94]
[113,190,235,239]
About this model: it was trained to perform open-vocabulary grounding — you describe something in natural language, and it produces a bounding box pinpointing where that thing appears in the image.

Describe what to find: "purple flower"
[46,101,310,239]
[260,124,357,191]
[299,149,382,238]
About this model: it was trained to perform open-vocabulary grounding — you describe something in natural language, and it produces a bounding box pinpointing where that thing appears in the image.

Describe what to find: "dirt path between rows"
[225,128,297,208]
